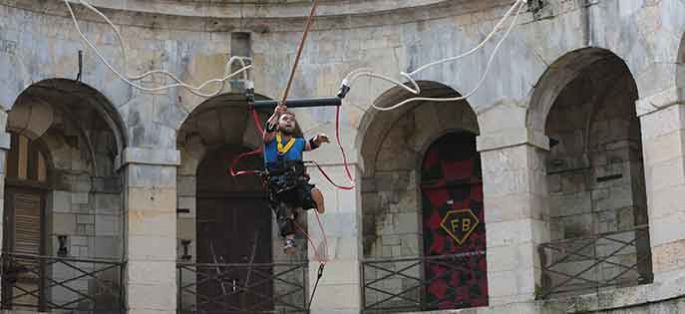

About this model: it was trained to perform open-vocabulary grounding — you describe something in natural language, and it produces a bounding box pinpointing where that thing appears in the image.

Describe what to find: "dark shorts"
[265,161,316,211]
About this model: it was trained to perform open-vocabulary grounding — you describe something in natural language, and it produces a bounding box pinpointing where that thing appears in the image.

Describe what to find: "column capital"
[116,147,181,169]
[477,128,549,153]
[636,86,684,117]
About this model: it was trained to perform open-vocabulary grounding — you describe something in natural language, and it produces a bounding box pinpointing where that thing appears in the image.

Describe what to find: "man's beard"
[280,127,294,135]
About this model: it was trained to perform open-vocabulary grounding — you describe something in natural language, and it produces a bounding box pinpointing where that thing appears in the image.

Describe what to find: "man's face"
[278,113,296,134]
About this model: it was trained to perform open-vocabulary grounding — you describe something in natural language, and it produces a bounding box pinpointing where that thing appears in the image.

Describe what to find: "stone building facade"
[0,0,684,313]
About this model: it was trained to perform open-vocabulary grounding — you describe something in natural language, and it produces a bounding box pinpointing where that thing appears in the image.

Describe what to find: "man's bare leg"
[311,188,325,214]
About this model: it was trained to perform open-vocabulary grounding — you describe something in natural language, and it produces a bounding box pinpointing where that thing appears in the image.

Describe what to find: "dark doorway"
[420,132,488,310]
[196,146,273,312]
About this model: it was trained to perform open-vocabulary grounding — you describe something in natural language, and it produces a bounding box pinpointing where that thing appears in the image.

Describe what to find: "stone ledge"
[544,273,685,313]
[476,128,549,153]
[636,87,684,117]
[116,147,181,168]
[1,0,519,33]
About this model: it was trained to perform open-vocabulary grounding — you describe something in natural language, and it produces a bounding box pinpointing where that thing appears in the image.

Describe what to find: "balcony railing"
[1,252,125,313]
[177,261,308,313]
[538,225,653,299]
[361,251,487,313]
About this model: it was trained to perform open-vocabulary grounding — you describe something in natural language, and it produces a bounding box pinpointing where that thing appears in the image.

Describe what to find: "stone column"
[119,147,181,314]
[477,128,550,306]
[636,89,685,283]
[305,162,362,314]
[0,130,10,299]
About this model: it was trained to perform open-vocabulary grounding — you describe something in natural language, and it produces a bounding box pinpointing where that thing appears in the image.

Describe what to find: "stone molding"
[477,128,550,153]
[116,147,181,168]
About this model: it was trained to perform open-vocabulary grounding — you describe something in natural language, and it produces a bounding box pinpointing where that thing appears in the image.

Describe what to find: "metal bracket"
[76,50,83,82]
[528,0,545,13]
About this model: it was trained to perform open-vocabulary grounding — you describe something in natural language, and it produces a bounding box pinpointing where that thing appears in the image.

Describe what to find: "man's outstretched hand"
[315,133,330,145]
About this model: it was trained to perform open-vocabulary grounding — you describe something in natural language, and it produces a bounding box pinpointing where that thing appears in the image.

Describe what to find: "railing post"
[120,261,125,314]
[177,264,181,314]
[38,256,46,312]
[0,253,9,310]
[360,261,365,313]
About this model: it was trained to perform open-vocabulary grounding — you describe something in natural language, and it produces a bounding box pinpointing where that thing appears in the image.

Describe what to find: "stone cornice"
[636,87,685,117]
[477,128,550,152]
[1,0,516,33]
[116,147,181,168]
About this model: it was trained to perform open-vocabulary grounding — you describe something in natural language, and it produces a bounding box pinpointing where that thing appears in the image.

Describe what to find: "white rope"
[64,0,252,98]
[340,0,527,111]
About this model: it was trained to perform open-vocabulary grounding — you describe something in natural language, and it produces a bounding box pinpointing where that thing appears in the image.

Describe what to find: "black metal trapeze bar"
[251,97,342,109]
[245,81,351,109]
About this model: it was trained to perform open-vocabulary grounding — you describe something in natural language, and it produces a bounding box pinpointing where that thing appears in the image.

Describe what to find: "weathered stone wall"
[0,0,683,312]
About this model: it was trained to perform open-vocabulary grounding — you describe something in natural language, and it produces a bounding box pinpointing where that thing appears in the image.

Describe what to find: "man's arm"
[263,104,285,143]
[304,133,330,151]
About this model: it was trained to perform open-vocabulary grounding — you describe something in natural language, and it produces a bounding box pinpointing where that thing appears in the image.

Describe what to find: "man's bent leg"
[311,187,325,214]
[276,202,296,237]
[275,202,299,256]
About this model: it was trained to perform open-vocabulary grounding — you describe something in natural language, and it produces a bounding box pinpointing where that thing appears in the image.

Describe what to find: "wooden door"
[196,146,273,313]
[420,132,488,310]
[2,133,48,311]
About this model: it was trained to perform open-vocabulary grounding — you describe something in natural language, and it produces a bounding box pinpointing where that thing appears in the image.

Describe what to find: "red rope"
[309,106,356,190]
[280,0,320,105]
[294,210,329,264]
[228,109,266,177]
[229,148,262,177]
[251,107,265,135]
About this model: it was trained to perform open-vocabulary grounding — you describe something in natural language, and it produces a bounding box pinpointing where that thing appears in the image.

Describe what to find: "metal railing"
[361,251,486,313]
[538,225,653,299]
[1,252,125,313]
[177,261,308,313]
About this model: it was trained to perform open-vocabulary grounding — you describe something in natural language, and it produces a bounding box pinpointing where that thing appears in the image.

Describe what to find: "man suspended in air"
[263,104,328,255]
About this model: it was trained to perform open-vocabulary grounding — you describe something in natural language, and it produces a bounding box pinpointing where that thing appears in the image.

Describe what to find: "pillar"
[120,147,181,314]
[0,130,10,299]
[306,162,363,314]
[637,89,685,283]
[477,128,550,306]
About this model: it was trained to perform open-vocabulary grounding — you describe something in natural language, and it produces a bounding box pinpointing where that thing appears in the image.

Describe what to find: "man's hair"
[278,111,304,138]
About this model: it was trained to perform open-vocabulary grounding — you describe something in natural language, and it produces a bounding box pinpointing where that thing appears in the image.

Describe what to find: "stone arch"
[359,82,480,255]
[176,92,307,312]
[530,48,653,296]
[8,79,127,162]
[527,48,631,133]
[356,81,479,174]
[177,93,272,176]
[2,78,127,311]
[359,81,486,309]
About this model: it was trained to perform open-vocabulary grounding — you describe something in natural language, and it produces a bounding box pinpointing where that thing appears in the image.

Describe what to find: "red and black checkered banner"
[421,132,488,310]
